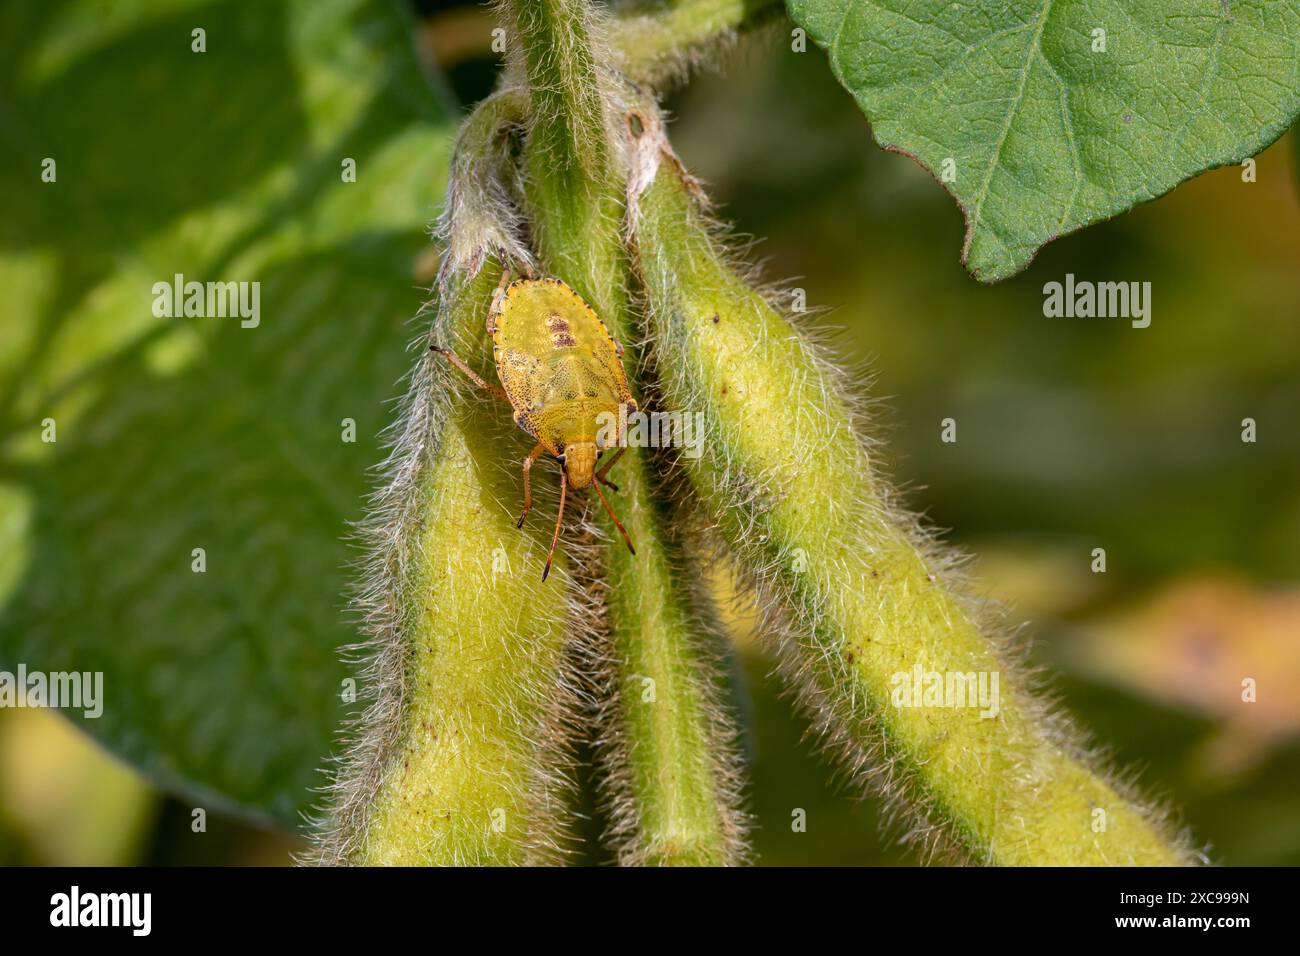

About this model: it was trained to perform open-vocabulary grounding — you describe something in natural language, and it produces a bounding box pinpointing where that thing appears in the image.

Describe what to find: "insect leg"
[541,470,567,583]
[430,346,510,402]
[594,445,626,490]
[516,442,545,528]
[594,474,636,557]
[485,268,512,335]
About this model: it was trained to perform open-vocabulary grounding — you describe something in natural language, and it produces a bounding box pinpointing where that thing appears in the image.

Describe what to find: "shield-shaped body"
[490,277,635,454]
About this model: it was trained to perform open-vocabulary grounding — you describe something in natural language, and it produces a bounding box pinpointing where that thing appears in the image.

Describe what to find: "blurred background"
[1,0,1297,865]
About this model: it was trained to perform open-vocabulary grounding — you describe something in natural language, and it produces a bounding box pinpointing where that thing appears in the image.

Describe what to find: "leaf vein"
[966,0,1057,256]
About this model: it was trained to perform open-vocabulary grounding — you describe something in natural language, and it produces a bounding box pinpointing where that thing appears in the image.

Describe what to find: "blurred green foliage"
[0,0,456,827]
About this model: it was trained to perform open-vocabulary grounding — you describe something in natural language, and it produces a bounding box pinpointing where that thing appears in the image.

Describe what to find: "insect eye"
[597,450,603,459]
[556,453,566,464]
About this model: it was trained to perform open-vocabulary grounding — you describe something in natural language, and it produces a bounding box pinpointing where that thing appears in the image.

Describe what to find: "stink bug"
[432,273,637,581]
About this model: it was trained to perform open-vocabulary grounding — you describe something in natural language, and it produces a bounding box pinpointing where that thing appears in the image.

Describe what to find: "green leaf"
[787,0,1300,280]
[0,0,455,826]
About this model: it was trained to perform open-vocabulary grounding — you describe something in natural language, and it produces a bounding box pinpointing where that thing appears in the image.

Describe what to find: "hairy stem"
[612,0,785,87]
[508,0,748,864]
[628,113,1195,866]
[437,88,530,282]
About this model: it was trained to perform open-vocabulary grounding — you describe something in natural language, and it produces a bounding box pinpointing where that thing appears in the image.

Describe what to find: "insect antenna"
[594,474,636,556]
[541,470,567,582]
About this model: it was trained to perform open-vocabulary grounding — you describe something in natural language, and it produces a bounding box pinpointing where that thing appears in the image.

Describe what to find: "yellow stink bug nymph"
[432,273,637,581]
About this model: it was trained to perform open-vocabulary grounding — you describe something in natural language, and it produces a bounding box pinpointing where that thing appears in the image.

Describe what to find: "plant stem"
[613,0,785,86]
[508,0,748,864]
[437,88,530,281]
[627,113,1196,866]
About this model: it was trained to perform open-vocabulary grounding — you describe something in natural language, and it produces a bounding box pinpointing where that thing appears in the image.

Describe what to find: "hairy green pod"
[590,456,749,865]
[628,116,1196,866]
[310,261,586,865]
[508,0,748,864]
